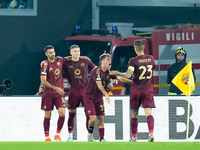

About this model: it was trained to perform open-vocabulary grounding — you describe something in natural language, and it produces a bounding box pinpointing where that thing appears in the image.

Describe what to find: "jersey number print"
[139,65,153,80]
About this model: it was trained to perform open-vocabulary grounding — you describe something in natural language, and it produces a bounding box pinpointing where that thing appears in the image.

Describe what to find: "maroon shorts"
[67,86,86,109]
[85,95,105,116]
[130,88,155,110]
[41,91,66,111]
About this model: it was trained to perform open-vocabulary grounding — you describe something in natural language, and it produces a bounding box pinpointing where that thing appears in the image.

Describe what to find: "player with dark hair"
[40,45,66,141]
[85,53,132,142]
[110,40,156,142]
[167,47,196,95]
[63,44,96,142]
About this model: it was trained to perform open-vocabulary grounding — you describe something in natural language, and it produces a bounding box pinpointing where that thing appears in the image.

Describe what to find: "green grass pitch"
[0,142,199,150]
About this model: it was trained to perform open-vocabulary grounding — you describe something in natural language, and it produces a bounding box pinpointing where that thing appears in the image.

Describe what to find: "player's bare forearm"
[64,56,71,59]
[120,87,126,95]
[117,76,132,83]
[41,76,65,95]
[96,81,108,96]
[110,70,132,79]
[41,76,57,90]
[118,72,131,79]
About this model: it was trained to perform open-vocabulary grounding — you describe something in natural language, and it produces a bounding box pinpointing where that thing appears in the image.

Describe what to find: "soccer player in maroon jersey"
[85,53,132,142]
[63,44,96,142]
[40,45,66,142]
[110,40,156,142]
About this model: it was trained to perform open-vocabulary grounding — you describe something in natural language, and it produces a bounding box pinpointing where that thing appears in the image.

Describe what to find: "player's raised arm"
[96,80,110,103]
[110,69,133,79]
[116,76,132,83]
[64,56,72,60]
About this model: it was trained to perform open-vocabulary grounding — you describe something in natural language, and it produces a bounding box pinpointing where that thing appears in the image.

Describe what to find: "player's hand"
[105,93,110,104]
[112,79,118,85]
[55,87,65,95]
[109,71,120,76]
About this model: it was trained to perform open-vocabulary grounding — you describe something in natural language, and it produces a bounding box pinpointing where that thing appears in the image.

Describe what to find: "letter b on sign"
[169,100,194,139]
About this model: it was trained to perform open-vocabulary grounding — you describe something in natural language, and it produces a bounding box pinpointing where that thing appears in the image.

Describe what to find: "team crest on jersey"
[44,106,47,109]
[69,65,73,68]
[57,62,61,66]
[55,69,60,75]
[182,73,189,85]
[74,69,81,75]
[49,68,53,71]
[81,63,85,68]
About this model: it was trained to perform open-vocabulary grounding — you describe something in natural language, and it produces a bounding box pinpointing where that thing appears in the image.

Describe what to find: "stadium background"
[0,0,200,95]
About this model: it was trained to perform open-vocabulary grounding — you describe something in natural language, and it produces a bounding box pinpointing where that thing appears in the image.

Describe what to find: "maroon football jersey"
[86,66,117,100]
[128,54,155,92]
[40,57,66,93]
[63,56,95,87]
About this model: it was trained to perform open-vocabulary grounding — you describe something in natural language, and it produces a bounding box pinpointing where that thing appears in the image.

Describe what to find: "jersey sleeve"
[40,63,47,76]
[60,57,66,65]
[88,60,96,70]
[128,58,135,71]
[109,75,117,79]
[90,67,100,82]
[84,57,96,69]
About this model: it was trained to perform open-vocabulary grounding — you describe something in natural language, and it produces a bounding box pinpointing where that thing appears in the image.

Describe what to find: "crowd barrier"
[0,96,199,142]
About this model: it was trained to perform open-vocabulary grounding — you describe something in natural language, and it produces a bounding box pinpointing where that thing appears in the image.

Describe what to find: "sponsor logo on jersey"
[75,75,83,79]
[69,65,73,68]
[55,74,61,80]
[55,69,60,75]
[49,68,53,71]
[74,69,81,75]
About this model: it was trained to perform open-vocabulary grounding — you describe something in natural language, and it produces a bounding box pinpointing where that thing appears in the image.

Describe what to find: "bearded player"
[110,40,156,142]
[40,45,66,141]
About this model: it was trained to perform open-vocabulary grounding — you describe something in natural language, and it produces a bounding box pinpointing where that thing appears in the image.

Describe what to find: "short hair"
[70,44,80,51]
[134,40,145,51]
[99,53,111,65]
[44,45,54,53]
